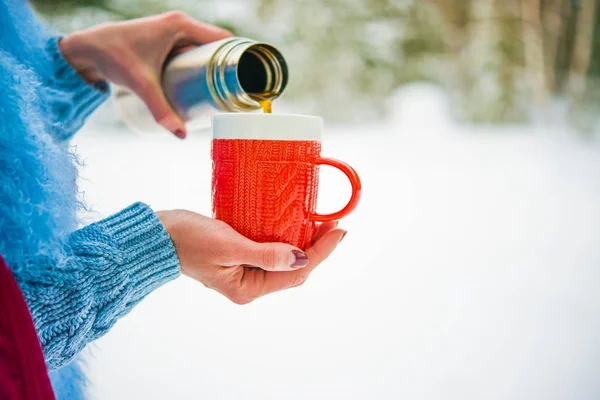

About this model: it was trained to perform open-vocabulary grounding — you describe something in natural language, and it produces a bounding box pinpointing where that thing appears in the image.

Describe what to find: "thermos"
[114,37,289,133]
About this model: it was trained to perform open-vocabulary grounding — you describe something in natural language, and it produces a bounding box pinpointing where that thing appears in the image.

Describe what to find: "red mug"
[211,114,361,250]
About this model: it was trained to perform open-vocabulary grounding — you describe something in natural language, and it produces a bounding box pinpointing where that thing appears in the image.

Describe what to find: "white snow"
[75,84,600,400]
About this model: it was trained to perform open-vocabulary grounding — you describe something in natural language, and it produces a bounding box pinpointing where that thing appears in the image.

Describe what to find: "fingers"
[157,11,232,43]
[219,229,345,304]
[131,12,232,139]
[219,230,309,272]
[178,17,233,45]
[311,221,339,245]
[260,229,347,296]
[169,45,195,58]
[210,227,346,305]
[239,241,310,272]
[130,74,186,138]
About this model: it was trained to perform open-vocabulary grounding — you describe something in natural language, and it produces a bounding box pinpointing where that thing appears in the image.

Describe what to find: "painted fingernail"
[290,250,309,268]
[339,231,348,243]
[174,129,186,139]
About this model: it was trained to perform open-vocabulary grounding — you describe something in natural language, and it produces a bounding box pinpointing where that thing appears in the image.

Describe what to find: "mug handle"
[310,157,362,222]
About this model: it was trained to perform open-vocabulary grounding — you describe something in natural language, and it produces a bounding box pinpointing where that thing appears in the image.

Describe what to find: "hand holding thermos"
[59,11,233,138]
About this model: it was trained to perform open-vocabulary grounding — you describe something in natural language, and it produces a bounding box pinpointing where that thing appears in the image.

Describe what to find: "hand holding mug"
[157,210,345,304]
[212,114,361,250]
[157,114,359,304]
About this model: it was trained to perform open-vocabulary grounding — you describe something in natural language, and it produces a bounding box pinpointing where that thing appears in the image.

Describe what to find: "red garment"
[0,256,55,400]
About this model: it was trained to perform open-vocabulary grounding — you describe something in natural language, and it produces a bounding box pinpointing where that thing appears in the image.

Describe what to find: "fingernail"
[290,250,309,268]
[158,116,185,138]
[339,231,348,243]
[174,129,186,139]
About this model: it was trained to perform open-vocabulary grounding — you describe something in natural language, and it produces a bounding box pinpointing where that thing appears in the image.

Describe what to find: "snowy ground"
[75,85,600,400]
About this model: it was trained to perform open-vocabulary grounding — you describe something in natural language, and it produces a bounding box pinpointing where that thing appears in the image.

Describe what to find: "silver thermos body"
[114,37,289,133]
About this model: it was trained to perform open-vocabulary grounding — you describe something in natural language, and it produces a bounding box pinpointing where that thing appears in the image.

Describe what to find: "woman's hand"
[59,12,232,139]
[157,210,346,305]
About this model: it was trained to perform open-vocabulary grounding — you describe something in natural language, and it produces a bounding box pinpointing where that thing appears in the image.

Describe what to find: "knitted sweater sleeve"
[41,36,110,141]
[15,203,181,370]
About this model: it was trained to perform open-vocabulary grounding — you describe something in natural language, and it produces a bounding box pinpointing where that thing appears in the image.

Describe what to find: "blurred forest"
[30,0,600,133]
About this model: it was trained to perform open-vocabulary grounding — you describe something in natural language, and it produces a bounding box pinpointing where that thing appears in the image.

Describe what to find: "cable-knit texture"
[19,203,180,370]
[42,36,110,141]
[212,139,320,250]
[1,1,181,398]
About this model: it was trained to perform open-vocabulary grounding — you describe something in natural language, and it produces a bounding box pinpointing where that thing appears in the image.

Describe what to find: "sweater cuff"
[95,203,181,304]
[45,36,110,127]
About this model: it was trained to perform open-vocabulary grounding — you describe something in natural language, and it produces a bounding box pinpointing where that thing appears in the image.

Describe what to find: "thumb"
[131,75,186,138]
[235,241,310,272]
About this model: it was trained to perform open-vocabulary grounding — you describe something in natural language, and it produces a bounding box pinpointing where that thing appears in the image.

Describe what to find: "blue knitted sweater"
[0,1,181,398]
